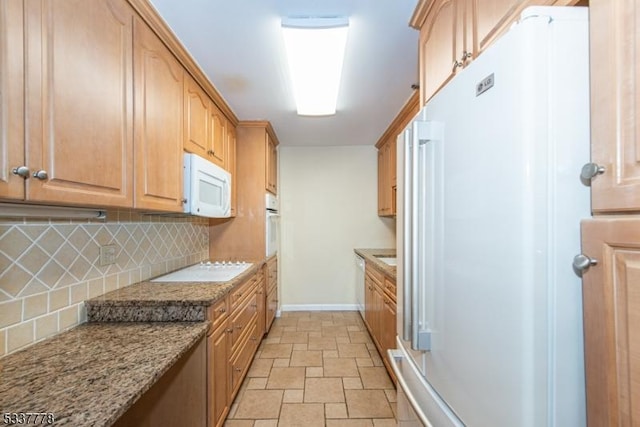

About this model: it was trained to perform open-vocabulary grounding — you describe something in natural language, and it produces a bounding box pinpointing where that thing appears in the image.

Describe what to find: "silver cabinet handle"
[460,50,472,63]
[32,170,48,180]
[12,166,29,178]
[580,163,605,182]
[573,254,597,274]
[452,60,463,72]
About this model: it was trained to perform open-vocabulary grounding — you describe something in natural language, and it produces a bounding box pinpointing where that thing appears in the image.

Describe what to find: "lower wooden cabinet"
[363,263,397,382]
[580,218,640,426]
[265,256,278,332]
[207,321,230,427]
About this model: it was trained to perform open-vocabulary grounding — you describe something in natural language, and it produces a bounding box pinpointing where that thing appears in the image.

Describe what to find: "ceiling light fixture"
[281,16,349,116]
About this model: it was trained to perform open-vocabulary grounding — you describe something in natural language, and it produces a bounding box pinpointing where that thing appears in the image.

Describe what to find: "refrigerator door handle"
[410,123,421,351]
[402,128,413,342]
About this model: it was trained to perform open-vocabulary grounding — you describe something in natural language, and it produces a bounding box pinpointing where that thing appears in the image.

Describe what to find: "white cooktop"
[151,261,252,283]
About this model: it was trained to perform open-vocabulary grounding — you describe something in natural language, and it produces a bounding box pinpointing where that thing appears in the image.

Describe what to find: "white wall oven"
[266,193,279,257]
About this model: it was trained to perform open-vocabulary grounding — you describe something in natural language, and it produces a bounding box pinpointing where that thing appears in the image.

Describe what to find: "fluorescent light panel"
[282,16,349,116]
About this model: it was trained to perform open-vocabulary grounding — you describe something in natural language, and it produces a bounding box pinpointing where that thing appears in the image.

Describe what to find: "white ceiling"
[149,0,419,147]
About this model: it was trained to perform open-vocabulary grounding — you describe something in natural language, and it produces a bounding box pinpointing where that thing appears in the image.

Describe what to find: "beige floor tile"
[347,325,361,332]
[308,336,337,350]
[259,343,293,359]
[306,367,324,377]
[325,402,348,419]
[293,343,308,351]
[326,420,374,427]
[254,420,278,427]
[336,336,351,344]
[297,320,323,331]
[304,377,345,403]
[283,326,298,332]
[348,331,373,344]
[247,377,268,389]
[323,325,349,337]
[247,358,274,377]
[355,357,374,367]
[283,389,304,403]
[266,367,305,389]
[263,337,281,344]
[233,390,283,419]
[366,342,378,351]
[273,358,290,367]
[345,390,393,418]
[280,331,309,344]
[342,377,363,390]
[308,331,323,338]
[228,402,239,419]
[278,403,325,427]
[224,420,254,427]
[338,343,371,358]
[373,418,397,426]
[290,350,323,367]
[384,389,397,403]
[359,367,394,389]
[324,358,359,377]
[323,350,339,358]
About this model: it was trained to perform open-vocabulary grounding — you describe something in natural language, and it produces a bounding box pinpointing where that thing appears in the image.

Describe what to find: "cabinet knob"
[460,51,472,64]
[32,170,48,180]
[226,328,234,333]
[181,198,188,204]
[235,325,242,330]
[234,367,242,372]
[452,60,463,72]
[573,254,598,275]
[12,166,30,178]
[580,163,605,182]
[218,307,226,313]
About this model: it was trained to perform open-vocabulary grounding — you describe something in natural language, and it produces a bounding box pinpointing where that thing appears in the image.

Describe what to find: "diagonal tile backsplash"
[0,211,209,357]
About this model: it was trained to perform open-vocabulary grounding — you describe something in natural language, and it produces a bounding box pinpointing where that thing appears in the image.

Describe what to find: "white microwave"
[183,153,231,218]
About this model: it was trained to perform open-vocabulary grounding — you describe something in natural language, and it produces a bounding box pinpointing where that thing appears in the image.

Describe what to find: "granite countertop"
[0,322,209,427]
[354,248,397,280]
[86,261,263,322]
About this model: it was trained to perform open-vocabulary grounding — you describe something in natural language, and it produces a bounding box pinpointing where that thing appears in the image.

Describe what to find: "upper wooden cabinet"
[411,0,581,105]
[210,103,227,169]
[266,133,278,195]
[226,125,237,217]
[183,74,211,159]
[589,0,640,213]
[1,0,135,207]
[0,0,24,200]
[133,17,184,212]
[376,91,419,217]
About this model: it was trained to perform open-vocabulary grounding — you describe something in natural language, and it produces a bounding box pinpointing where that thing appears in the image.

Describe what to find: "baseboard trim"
[280,304,359,312]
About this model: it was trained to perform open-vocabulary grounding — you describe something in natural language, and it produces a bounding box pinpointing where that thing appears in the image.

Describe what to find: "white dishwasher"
[354,254,365,318]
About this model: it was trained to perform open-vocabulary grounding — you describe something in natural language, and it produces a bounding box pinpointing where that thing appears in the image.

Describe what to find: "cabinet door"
[377,149,386,215]
[24,0,134,207]
[0,0,24,200]
[419,0,464,104]
[266,286,277,332]
[133,17,184,212]
[580,218,640,426]
[256,275,266,336]
[589,0,640,212]
[226,124,237,216]
[208,322,230,427]
[265,134,277,194]
[210,103,226,168]
[473,0,528,53]
[381,296,397,362]
[183,74,210,159]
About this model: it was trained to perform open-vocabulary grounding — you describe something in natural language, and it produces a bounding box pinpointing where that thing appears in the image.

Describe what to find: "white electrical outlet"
[99,244,117,266]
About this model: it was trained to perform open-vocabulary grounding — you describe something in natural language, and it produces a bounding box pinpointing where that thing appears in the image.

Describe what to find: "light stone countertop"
[0,322,209,427]
[354,248,397,280]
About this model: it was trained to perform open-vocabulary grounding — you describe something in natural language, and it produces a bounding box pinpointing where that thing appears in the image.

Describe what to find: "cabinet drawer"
[207,297,229,333]
[365,265,383,286]
[230,275,257,311]
[383,277,396,301]
[230,319,258,398]
[230,293,258,353]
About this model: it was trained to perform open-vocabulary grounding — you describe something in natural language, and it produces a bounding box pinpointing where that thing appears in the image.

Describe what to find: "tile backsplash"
[0,211,209,357]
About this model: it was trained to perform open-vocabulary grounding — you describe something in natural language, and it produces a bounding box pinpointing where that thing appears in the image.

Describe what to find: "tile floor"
[225,311,397,427]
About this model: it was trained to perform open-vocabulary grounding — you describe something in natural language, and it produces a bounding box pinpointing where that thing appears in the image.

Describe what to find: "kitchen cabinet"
[114,337,207,427]
[209,121,280,261]
[266,133,278,195]
[133,17,184,212]
[578,1,640,426]
[579,218,640,427]
[210,103,227,169]
[205,269,263,427]
[1,0,135,207]
[376,91,419,217]
[183,74,211,160]
[363,262,397,383]
[265,256,278,332]
[588,0,640,213]
[411,0,584,105]
[226,124,237,216]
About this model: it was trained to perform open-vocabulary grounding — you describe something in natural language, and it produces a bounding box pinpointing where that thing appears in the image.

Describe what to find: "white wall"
[279,145,395,310]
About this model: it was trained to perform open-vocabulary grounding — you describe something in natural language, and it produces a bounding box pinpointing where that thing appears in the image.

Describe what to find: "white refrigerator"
[390,7,590,427]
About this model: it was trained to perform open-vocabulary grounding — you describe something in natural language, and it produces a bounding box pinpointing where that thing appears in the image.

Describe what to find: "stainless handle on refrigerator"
[402,128,413,341]
[410,124,421,351]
